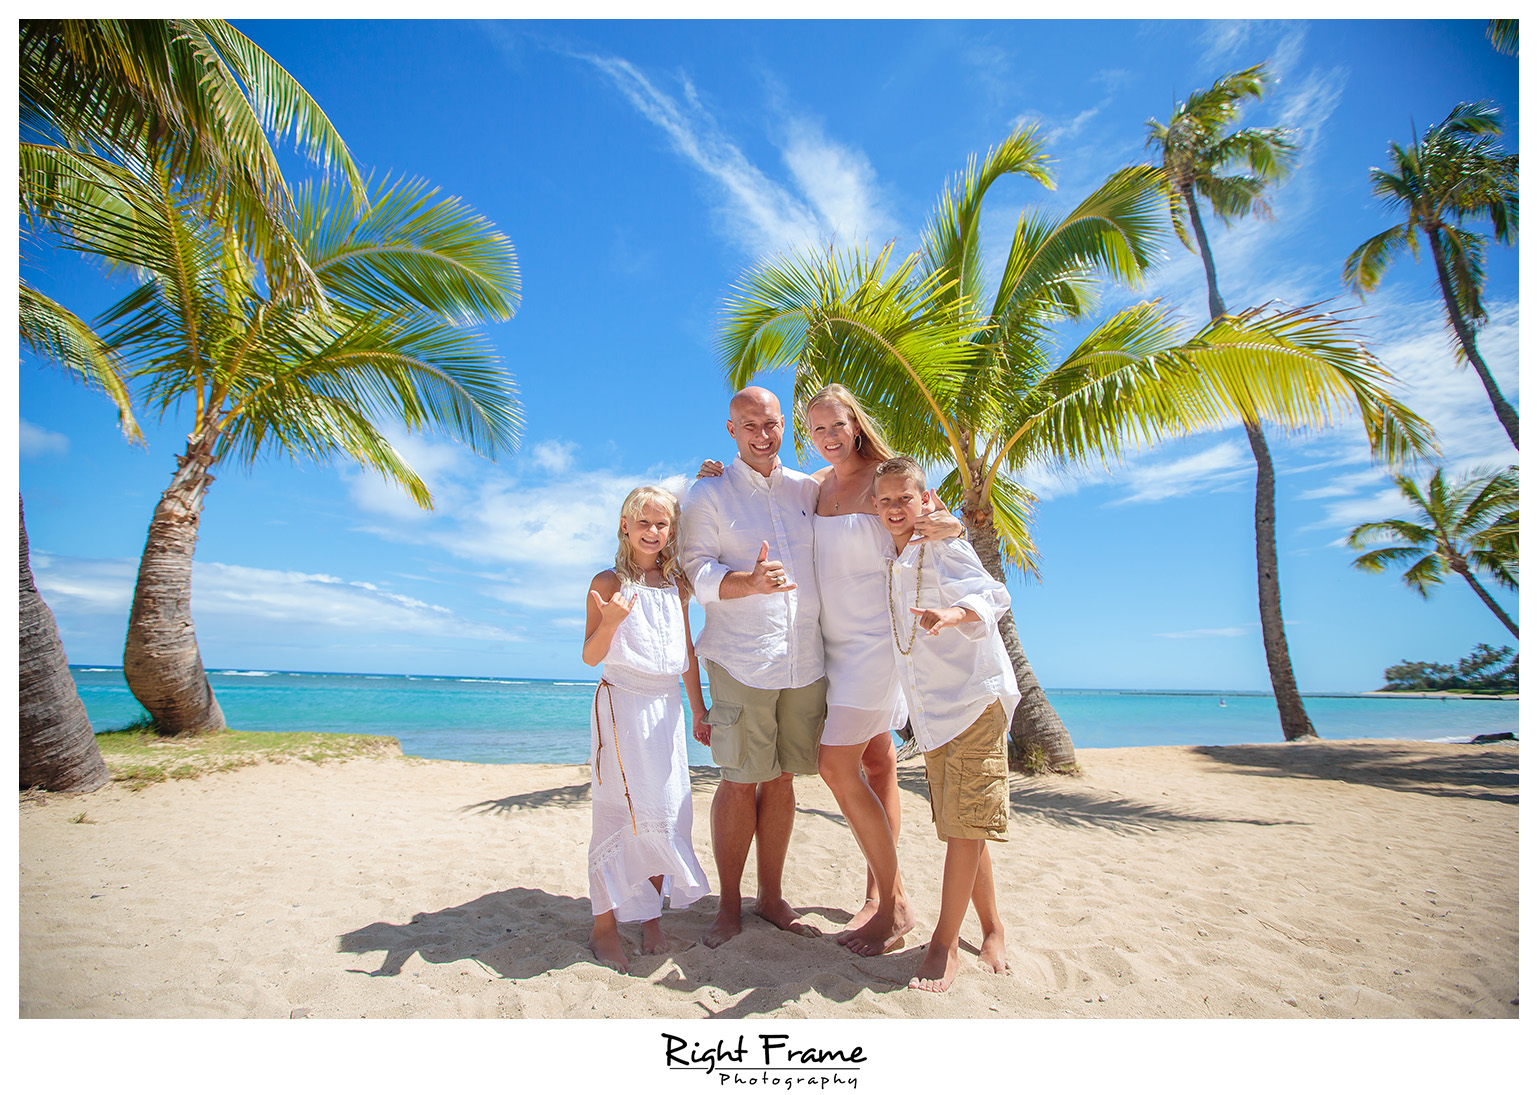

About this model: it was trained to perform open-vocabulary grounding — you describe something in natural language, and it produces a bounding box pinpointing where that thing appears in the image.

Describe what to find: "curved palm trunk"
[122,440,226,736]
[1189,197,1319,742]
[1447,555,1519,637]
[960,488,1079,775]
[1243,420,1318,740]
[1184,188,1228,319]
[1425,228,1520,449]
[19,496,110,792]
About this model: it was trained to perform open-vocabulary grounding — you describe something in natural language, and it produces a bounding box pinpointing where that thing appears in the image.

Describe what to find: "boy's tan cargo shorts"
[923,699,1009,841]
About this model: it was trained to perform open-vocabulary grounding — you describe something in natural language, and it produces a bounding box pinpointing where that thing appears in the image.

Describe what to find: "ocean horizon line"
[67,665,1514,701]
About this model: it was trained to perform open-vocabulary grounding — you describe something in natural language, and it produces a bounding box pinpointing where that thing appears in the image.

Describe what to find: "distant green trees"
[1381,644,1517,693]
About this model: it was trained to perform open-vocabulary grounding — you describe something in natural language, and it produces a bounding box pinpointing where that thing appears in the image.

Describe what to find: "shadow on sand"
[891,765,1297,835]
[336,886,911,1015]
[1190,740,1518,806]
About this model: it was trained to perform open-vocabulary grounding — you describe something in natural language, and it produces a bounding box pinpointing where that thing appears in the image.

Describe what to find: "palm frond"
[19,282,141,440]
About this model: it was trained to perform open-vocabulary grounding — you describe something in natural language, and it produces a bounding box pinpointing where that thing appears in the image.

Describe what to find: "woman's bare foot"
[589,924,630,974]
[835,898,880,944]
[909,939,960,992]
[754,896,821,937]
[641,919,670,955]
[841,897,916,957]
[979,928,1009,974]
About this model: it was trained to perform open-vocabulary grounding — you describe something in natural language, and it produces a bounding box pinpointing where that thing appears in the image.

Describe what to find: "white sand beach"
[20,739,1517,1023]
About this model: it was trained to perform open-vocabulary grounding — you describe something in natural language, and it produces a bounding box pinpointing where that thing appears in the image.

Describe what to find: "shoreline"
[21,739,1518,1019]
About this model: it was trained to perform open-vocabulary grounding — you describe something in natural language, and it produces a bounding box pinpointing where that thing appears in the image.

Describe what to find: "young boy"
[872,455,1020,992]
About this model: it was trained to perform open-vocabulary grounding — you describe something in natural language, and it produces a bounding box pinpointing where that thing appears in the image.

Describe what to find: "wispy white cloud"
[31,554,520,641]
[1155,626,1252,639]
[1104,440,1254,505]
[576,51,895,257]
[20,419,69,457]
[532,439,577,474]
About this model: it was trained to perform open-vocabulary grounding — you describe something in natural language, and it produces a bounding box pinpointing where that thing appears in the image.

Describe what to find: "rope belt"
[592,679,637,834]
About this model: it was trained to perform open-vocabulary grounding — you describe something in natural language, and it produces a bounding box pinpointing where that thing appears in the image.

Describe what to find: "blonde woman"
[582,485,711,973]
[699,384,963,956]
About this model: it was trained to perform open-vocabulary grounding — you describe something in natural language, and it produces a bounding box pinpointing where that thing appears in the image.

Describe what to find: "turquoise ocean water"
[72,666,1517,765]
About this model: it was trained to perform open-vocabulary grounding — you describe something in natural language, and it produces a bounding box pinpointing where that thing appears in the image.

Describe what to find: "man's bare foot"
[909,940,960,993]
[979,928,1009,974]
[753,896,821,938]
[834,898,880,944]
[841,897,916,957]
[641,919,669,955]
[589,927,630,974]
[703,906,742,949]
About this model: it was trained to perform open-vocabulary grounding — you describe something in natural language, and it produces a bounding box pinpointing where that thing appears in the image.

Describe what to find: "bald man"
[679,387,825,947]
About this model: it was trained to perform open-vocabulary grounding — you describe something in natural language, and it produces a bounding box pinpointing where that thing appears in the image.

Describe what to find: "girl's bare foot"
[909,939,960,993]
[979,928,1009,974]
[589,925,630,974]
[641,919,669,955]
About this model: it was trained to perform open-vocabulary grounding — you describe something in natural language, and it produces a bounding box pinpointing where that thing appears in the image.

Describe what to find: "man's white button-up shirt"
[883,537,1019,753]
[680,456,824,690]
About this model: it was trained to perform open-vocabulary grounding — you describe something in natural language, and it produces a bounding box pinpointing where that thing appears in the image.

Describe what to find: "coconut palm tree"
[1146,63,1331,742]
[26,153,522,735]
[19,18,370,756]
[1487,20,1518,55]
[1343,102,1519,449]
[17,305,138,790]
[1348,466,1519,637]
[722,127,1433,771]
[20,18,363,302]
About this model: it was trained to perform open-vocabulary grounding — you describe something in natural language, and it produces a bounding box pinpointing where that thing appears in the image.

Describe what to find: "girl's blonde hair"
[803,383,895,462]
[615,485,690,593]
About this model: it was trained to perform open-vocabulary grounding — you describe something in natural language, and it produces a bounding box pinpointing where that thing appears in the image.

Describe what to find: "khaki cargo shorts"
[924,699,1009,841]
[702,659,827,784]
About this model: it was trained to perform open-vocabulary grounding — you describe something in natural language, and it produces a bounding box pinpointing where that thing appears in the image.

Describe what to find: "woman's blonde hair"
[803,383,895,462]
[615,485,690,593]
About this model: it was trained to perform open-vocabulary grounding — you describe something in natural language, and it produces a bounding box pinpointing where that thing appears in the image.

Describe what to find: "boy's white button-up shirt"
[680,456,824,690]
[883,537,1020,753]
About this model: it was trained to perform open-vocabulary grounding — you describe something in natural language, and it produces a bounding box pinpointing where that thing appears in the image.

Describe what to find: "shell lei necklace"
[886,544,926,655]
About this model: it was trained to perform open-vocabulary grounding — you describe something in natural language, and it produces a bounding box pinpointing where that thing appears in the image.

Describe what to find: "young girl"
[582,485,711,973]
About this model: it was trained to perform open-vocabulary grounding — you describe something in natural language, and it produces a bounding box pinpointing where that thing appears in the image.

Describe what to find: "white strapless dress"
[813,513,907,747]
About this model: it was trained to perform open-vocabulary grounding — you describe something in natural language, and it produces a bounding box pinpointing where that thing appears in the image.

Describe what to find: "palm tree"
[1343,102,1519,449]
[20,19,363,303]
[17,304,136,790]
[1487,20,1518,55]
[19,18,368,755]
[1147,63,1328,742]
[1348,466,1519,637]
[26,155,523,735]
[722,128,1433,771]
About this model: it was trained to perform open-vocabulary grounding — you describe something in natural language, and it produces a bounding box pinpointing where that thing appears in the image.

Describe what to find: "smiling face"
[619,500,673,564]
[873,472,926,548]
[805,399,861,467]
[726,387,785,475]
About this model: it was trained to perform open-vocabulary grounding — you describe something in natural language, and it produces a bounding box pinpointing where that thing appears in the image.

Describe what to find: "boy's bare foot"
[589,927,630,974]
[753,896,821,938]
[841,897,916,957]
[834,898,879,943]
[703,906,742,949]
[979,928,1009,974]
[641,919,669,955]
[909,940,960,993]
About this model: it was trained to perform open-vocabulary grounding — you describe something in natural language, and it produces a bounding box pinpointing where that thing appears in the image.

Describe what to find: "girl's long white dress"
[813,513,907,746]
[589,580,710,923]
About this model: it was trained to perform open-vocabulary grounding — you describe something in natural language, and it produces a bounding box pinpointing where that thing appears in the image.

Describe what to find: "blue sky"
[17,18,1520,694]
